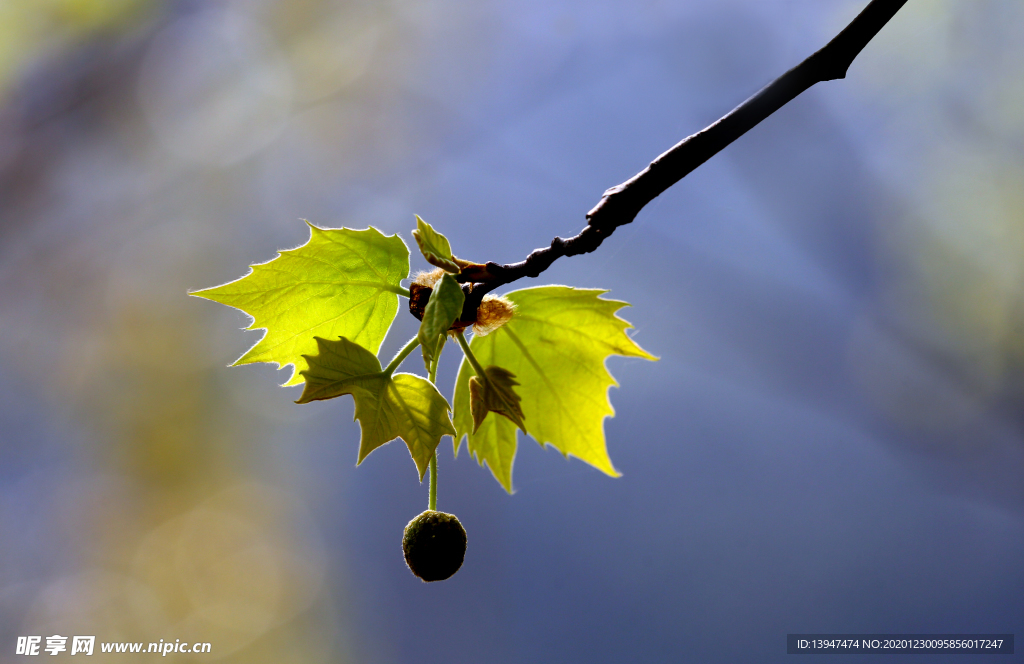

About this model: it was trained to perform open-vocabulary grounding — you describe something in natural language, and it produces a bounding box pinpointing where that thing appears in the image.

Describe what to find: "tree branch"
[456,0,909,313]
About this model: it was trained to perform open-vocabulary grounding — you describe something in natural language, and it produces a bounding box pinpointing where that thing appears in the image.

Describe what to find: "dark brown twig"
[455,0,909,315]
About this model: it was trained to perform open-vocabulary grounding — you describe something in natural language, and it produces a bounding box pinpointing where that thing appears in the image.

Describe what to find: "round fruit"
[402,510,467,582]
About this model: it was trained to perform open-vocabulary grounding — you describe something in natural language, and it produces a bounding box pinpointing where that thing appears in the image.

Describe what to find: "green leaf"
[411,215,460,273]
[418,273,465,371]
[453,287,656,492]
[297,336,455,479]
[191,224,409,386]
[469,366,526,433]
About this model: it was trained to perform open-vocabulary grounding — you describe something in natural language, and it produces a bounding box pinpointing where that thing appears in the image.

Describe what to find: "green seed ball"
[402,510,467,582]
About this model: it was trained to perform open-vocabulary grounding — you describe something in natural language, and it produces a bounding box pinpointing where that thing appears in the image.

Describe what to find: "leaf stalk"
[384,335,421,376]
[455,329,487,383]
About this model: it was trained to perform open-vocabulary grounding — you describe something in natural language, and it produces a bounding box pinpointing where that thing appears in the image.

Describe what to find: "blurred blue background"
[0,1,1022,662]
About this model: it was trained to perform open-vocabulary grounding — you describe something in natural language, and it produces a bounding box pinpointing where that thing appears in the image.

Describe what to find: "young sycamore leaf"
[297,336,455,479]
[469,366,526,433]
[411,215,460,273]
[453,287,657,492]
[418,272,465,371]
[191,224,409,386]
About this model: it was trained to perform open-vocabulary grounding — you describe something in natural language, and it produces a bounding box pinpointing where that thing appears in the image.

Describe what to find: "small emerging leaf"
[298,336,455,479]
[418,273,465,371]
[469,366,526,433]
[453,287,656,492]
[411,215,460,273]
[191,224,409,386]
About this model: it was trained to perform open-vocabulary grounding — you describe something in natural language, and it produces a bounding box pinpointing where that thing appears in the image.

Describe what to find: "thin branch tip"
[461,0,908,297]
